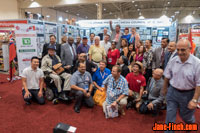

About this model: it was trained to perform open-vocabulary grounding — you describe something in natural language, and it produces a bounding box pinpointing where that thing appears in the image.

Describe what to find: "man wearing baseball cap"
[76,36,90,55]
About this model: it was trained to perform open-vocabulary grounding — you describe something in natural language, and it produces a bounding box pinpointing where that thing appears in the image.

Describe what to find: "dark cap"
[47,45,56,50]
[82,36,88,39]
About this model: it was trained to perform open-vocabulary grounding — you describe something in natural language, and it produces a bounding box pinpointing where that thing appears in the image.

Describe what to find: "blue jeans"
[165,85,195,133]
[22,89,45,105]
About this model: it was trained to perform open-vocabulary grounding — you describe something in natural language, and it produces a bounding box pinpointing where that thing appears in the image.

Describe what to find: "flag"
[9,32,16,82]
[188,29,196,54]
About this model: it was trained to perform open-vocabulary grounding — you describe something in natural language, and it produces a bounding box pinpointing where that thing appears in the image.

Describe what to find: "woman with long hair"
[127,44,136,65]
[134,44,145,63]
[107,41,120,70]
[120,38,129,57]
[129,27,140,46]
[143,39,153,82]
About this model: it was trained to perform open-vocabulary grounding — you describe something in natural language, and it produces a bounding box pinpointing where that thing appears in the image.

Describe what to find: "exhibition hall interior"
[0,0,200,132]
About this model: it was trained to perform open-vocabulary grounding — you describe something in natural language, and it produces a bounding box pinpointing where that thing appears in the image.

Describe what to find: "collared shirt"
[76,43,90,54]
[169,50,177,61]
[92,68,111,87]
[164,54,200,90]
[88,45,106,62]
[70,71,93,90]
[100,40,111,54]
[21,66,44,90]
[88,40,94,46]
[103,75,129,104]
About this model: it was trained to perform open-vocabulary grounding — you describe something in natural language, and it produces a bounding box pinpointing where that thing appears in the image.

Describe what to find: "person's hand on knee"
[38,90,43,98]
[24,91,31,99]
[147,102,154,110]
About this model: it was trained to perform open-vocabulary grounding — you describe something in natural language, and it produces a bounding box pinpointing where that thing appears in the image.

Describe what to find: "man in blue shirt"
[76,36,90,55]
[92,60,111,95]
[102,65,129,115]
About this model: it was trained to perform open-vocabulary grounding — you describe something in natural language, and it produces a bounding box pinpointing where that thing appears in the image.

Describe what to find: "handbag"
[53,63,65,75]
[93,88,106,106]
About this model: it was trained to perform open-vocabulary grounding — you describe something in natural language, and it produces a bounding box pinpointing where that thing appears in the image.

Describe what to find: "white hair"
[94,36,100,40]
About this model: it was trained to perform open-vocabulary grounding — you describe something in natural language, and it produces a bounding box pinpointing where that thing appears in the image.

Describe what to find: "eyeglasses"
[177,48,188,52]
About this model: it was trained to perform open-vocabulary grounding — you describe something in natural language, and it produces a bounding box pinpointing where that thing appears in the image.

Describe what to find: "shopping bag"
[93,88,106,106]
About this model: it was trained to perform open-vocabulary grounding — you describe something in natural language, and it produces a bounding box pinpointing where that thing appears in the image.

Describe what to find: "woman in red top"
[107,41,120,70]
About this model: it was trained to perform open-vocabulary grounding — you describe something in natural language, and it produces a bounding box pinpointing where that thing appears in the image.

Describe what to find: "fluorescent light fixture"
[46,15,50,18]
[185,15,193,23]
[132,1,135,3]
[138,16,145,19]
[58,16,63,22]
[65,10,69,12]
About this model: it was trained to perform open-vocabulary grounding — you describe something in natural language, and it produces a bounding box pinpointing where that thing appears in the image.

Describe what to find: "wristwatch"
[192,99,198,103]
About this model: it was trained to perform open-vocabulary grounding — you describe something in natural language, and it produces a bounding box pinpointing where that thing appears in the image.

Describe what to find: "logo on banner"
[22,38,31,45]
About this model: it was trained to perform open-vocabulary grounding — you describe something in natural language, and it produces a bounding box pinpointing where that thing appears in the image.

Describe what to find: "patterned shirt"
[143,48,153,69]
[103,75,129,104]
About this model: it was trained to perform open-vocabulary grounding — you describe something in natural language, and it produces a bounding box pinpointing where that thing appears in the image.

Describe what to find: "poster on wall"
[15,24,37,76]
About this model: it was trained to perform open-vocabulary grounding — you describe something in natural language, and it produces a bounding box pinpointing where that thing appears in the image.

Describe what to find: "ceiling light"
[132,1,135,3]
[167,1,170,4]
[65,10,69,13]
[58,16,63,22]
[65,18,68,21]
[46,15,50,18]
[137,9,140,11]
[96,3,98,6]
[175,11,180,14]
[138,16,145,19]
[192,11,196,14]
[77,14,79,16]
[135,4,138,7]
[109,12,112,14]
[104,8,106,11]
[31,0,34,1]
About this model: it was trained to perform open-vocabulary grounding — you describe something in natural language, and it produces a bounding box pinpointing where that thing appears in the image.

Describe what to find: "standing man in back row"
[109,21,123,50]
[163,39,200,132]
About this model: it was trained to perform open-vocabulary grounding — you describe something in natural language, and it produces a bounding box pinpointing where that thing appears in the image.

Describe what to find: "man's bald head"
[177,39,191,62]
[153,68,163,80]
[168,41,176,52]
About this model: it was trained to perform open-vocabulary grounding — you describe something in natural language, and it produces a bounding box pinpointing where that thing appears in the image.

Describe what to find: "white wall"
[0,0,19,20]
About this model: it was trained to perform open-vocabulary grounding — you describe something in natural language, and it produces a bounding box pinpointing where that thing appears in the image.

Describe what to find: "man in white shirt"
[100,34,111,55]
[22,56,45,105]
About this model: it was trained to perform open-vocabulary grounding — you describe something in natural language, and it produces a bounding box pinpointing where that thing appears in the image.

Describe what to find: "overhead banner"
[15,24,37,76]
[77,19,171,28]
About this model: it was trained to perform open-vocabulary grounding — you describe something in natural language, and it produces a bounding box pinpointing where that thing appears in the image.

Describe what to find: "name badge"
[108,58,112,63]
[84,85,89,91]
[101,84,104,88]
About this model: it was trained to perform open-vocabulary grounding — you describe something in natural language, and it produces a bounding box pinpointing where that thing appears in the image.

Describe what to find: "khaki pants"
[49,72,71,92]
[102,96,128,114]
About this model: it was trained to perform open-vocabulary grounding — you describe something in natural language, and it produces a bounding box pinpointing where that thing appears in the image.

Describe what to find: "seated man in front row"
[92,60,111,95]
[41,45,71,100]
[70,62,94,113]
[102,65,129,115]
[22,56,45,105]
[136,68,164,115]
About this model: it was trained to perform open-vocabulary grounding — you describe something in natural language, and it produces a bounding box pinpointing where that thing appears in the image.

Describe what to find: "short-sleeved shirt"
[76,43,90,54]
[103,75,129,104]
[21,66,44,90]
[164,54,200,90]
[70,71,93,90]
[107,49,120,65]
[92,68,111,87]
[88,45,106,62]
[100,41,111,54]
[126,73,146,92]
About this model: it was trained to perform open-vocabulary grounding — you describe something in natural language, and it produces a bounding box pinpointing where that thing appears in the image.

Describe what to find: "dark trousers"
[139,100,160,115]
[22,89,45,105]
[72,90,94,108]
[144,69,152,83]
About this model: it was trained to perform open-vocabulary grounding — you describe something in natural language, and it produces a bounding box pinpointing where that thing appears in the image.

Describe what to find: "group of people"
[21,21,200,132]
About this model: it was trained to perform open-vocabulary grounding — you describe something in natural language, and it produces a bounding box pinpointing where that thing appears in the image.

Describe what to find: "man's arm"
[111,94,125,107]
[39,78,44,92]
[162,77,169,96]
[139,86,144,99]
[93,81,102,91]
[109,21,114,32]
[60,45,66,65]
[22,77,29,93]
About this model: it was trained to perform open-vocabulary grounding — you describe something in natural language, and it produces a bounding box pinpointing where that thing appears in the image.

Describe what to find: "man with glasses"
[163,39,200,132]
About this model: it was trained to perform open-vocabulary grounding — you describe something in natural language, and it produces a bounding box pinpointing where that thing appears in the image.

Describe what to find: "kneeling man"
[102,65,129,115]
[70,62,94,113]
[22,56,45,105]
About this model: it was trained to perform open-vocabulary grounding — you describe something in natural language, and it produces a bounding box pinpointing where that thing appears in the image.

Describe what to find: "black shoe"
[74,106,80,113]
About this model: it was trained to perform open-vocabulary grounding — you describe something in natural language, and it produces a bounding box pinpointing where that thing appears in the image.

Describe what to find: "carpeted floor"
[0,73,199,133]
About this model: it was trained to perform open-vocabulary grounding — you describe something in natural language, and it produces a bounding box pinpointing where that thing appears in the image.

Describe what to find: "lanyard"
[113,79,120,89]
[100,71,106,79]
